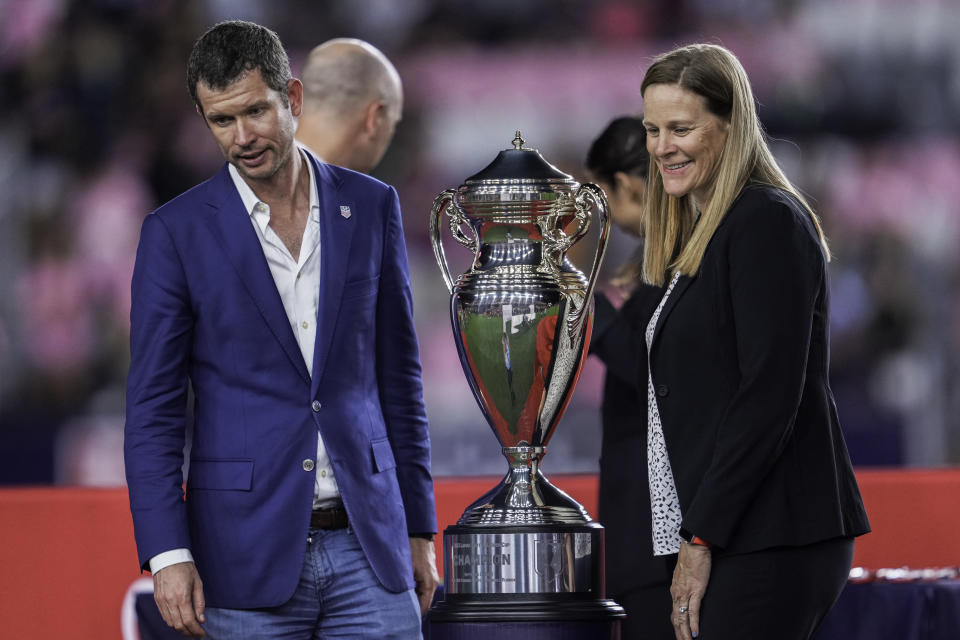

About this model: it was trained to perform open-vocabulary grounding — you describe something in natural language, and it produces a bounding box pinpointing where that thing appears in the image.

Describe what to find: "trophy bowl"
[428,132,624,625]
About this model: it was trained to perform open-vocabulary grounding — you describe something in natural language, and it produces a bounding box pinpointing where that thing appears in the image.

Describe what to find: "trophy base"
[444,524,606,595]
[427,594,625,623]
[433,449,624,628]
[430,522,624,635]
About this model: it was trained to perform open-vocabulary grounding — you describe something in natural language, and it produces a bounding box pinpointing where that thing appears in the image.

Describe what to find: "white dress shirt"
[149,149,338,574]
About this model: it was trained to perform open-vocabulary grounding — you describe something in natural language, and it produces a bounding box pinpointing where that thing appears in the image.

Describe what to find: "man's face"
[196,69,302,183]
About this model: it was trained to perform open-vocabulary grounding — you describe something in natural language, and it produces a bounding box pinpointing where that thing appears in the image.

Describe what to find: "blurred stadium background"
[1,0,958,486]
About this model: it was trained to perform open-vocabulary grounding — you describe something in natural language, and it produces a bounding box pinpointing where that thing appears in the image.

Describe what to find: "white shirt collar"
[228,146,320,233]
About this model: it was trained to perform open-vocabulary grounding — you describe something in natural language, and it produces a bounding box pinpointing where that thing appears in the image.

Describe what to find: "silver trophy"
[428,132,623,624]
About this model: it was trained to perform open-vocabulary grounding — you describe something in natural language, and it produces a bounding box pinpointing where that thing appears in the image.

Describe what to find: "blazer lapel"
[204,164,311,386]
[649,197,742,353]
[650,273,694,350]
[308,157,356,393]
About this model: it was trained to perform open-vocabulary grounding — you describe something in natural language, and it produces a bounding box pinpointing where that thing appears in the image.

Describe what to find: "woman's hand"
[670,540,711,639]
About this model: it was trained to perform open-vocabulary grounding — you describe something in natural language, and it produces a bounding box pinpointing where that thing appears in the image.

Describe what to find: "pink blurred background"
[1,0,958,485]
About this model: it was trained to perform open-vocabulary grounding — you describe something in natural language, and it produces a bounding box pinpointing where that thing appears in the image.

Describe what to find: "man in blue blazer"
[124,21,437,638]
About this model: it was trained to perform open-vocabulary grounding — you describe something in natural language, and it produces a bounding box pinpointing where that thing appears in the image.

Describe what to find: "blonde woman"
[637,44,869,640]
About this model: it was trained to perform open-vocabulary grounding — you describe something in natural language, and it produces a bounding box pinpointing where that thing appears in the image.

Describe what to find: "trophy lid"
[465,130,573,183]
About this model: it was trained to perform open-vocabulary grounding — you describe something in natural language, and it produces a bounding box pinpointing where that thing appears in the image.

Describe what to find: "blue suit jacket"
[124,155,436,608]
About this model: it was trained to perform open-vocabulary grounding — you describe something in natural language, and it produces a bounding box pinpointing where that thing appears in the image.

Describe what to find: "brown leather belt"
[310,505,348,530]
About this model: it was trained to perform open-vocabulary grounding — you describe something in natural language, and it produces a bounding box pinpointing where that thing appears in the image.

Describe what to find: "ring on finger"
[677,605,689,613]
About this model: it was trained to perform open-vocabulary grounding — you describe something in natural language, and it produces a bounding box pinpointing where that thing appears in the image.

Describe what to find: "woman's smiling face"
[642,83,729,208]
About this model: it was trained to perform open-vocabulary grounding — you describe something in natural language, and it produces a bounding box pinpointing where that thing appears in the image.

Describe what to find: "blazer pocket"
[342,275,380,300]
[371,438,396,473]
[188,458,254,490]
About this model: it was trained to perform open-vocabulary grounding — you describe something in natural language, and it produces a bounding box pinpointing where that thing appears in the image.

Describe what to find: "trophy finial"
[512,130,525,150]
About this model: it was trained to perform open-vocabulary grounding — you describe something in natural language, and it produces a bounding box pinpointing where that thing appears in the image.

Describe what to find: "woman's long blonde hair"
[640,43,829,286]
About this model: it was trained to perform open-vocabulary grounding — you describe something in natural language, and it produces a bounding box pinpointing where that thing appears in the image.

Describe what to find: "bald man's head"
[297,39,402,173]
[302,39,402,118]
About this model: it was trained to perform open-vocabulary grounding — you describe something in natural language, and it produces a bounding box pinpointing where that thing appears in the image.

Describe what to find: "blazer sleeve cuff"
[148,548,194,574]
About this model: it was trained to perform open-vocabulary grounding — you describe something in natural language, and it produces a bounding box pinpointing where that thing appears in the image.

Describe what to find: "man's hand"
[153,561,206,637]
[409,537,440,616]
[670,541,711,640]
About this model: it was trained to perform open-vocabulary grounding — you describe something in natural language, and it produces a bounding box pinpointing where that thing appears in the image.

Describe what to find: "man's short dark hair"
[187,20,292,109]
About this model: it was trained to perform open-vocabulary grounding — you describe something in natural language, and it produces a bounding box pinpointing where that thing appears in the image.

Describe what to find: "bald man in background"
[297,38,403,174]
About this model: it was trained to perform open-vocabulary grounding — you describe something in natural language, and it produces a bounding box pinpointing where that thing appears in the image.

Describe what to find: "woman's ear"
[613,171,630,193]
[615,171,646,199]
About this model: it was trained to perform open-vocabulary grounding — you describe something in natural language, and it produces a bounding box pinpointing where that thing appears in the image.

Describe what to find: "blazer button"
[311,400,322,412]
[655,384,669,397]
[302,459,315,472]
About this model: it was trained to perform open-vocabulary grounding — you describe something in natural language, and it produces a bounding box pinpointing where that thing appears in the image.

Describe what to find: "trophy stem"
[503,446,543,509]
[456,445,591,526]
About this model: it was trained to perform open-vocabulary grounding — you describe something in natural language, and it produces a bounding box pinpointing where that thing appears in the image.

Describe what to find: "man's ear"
[195,104,210,128]
[287,78,304,117]
[362,100,388,137]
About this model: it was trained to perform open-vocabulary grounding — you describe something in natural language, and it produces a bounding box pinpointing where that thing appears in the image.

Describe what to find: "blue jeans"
[204,526,421,639]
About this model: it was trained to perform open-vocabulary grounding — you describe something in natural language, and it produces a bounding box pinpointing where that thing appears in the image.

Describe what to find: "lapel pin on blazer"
[340,205,352,219]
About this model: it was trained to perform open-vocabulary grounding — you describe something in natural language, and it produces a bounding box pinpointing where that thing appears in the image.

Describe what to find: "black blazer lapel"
[650,273,694,353]
[204,164,311,386]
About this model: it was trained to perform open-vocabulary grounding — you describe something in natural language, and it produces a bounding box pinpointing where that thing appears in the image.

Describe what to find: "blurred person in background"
[638,44,869,640]
[296,38,403,174]
[585,116,674,640]
[587,116,648,243]
[124,20,437,639]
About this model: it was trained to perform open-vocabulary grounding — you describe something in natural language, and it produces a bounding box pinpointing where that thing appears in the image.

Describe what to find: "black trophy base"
[425,594,624,640]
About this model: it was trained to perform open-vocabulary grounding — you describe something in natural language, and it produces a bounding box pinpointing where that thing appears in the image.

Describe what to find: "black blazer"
[647,183,869,554]
[591,283,673,595]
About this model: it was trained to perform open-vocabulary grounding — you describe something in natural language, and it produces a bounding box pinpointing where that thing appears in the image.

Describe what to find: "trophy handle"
[568,183,612,331]
[539,192,586,275]
[565,191,592,245]
[429,189,460,293]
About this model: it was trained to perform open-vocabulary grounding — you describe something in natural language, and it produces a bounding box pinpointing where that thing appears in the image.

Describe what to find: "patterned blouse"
[645,271,684,556]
